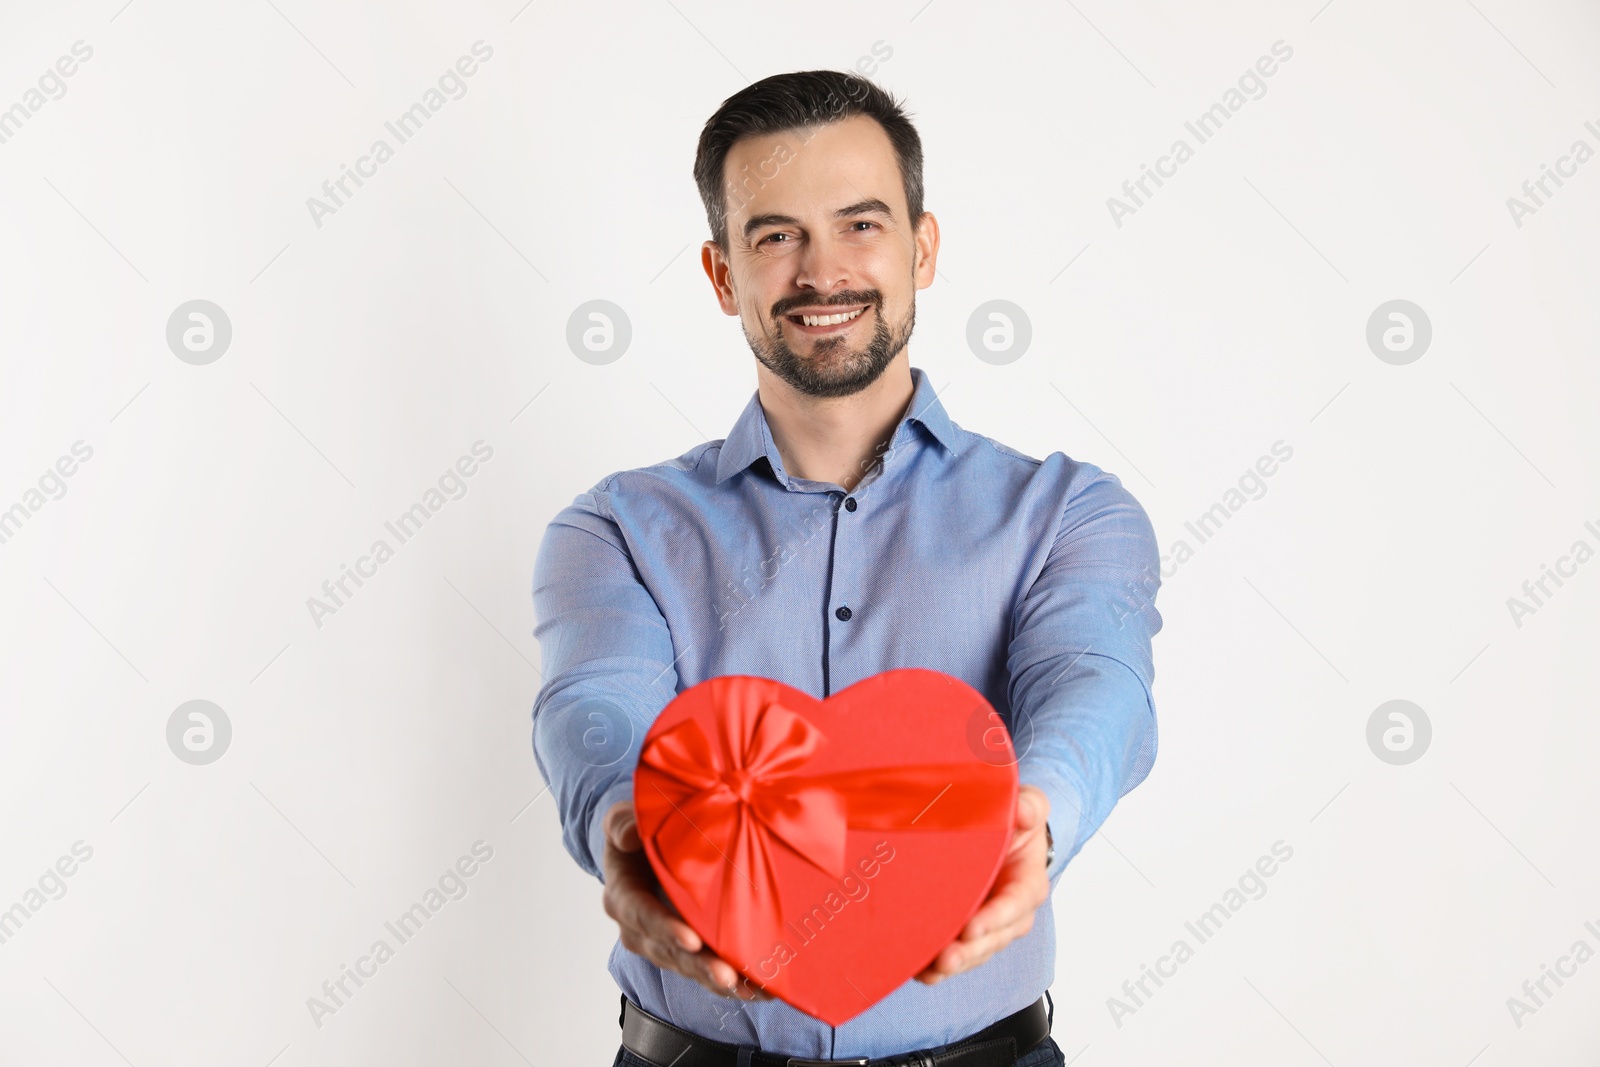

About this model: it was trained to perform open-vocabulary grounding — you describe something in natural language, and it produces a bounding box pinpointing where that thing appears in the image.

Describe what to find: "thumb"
[1016,786,1047,830]
[608,802,641,852]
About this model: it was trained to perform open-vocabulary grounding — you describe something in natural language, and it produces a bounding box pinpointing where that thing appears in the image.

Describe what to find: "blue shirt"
[531,364,1162,1059]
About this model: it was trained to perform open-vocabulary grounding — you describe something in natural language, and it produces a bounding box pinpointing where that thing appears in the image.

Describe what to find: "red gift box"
[633,668,1019,1025]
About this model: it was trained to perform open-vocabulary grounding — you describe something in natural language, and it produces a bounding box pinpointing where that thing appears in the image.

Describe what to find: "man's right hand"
[600,799,772,1003]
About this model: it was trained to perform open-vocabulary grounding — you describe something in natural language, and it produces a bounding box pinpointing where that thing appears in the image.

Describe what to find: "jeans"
[611,1035,1067,1067]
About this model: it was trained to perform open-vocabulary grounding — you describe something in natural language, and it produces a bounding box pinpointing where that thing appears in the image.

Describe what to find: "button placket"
[819,491,841,696]
[832,495,857,620]
[831,491,857,625]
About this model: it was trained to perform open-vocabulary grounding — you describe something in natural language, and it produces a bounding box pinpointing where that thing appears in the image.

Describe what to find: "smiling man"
[532,70,1163,1066]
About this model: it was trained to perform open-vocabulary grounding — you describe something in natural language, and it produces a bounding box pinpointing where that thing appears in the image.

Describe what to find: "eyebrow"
[741,198,895,242]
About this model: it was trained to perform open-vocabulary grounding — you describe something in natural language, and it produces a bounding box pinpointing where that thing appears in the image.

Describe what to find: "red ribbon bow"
[635,682,1014,967]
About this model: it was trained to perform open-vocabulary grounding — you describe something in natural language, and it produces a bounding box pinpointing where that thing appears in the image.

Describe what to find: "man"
[532,70,1162,1066]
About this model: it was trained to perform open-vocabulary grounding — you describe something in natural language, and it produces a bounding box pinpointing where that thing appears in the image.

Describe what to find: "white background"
[1,0,1598,1064]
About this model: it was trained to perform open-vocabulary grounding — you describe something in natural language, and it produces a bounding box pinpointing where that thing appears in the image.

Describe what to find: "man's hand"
[914,784,1051,985]
[600,799,773,1002]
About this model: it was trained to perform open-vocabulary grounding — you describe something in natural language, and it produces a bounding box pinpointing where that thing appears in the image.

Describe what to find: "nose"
[793,230,851,295]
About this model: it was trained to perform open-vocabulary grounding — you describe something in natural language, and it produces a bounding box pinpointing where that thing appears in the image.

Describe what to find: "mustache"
[772,292,880,318]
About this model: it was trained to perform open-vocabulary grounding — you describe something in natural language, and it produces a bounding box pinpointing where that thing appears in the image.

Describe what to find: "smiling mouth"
[785,306,869,329]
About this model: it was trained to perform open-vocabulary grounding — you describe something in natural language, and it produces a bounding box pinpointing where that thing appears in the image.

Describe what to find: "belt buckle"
[786,1059,869,1066]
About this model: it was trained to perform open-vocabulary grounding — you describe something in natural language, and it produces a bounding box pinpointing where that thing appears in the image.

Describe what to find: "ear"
[702,240,740,316]
[911,212,940,291]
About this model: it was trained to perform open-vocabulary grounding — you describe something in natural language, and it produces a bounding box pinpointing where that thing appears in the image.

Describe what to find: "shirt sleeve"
[1006,466,1163,888]
[531,479,681,883]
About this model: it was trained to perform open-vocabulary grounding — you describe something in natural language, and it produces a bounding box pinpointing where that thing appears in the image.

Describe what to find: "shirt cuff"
[588,778,636,884]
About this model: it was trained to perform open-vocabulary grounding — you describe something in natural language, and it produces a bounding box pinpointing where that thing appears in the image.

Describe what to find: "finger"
[696,950,774,1000]
[911,876,1036,985]
[696,950,741,991]
[603,848,697,938]
[631,929,723,991]
[949,810,1045,945]
[604,801,641,850]
[959,866,1038,941]
[968,820,1050,919]
[672,948,730,996]
[632,923,754,1001]
[682,950,747,999]
[607,888,703,971]
[602,843,650,889]
[949,911,1036,971]
[962,890,1024,942]
[721,969,774,1001]
[917,911,1035,983]
[604,835,763,1000]
[602,820,773,1001]
[1014,787,1048,831]
[644,902,702,953]
[608,825,707,951]
[607,881,750,996]
[618,887,703,955]
[953,894,1039,968]
[611,856,709,956]
[684,947,774,1000]
[623,927,691,978]
[920,884,1041,982]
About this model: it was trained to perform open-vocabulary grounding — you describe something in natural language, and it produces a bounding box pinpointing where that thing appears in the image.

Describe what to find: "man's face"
[703,115,939,399]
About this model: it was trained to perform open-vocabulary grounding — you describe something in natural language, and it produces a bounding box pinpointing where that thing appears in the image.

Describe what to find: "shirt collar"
[714,365,961,487]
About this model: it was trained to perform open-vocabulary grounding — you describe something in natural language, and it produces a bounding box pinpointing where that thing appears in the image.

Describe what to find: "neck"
[756,351,914,492]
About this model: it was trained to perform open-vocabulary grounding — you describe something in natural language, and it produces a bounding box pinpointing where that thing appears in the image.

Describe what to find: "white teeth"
[799,308,865,327]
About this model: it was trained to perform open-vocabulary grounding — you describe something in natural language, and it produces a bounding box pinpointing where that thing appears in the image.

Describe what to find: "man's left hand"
[913,784,1051,985]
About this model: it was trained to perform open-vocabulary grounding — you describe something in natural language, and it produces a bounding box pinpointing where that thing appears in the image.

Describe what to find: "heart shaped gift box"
[632,668,1018,1026]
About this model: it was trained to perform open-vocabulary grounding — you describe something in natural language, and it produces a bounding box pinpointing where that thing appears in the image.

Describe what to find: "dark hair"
[693,70,924,253]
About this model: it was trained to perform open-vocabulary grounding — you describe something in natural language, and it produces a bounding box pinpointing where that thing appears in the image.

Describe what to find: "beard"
[743,291,915,399]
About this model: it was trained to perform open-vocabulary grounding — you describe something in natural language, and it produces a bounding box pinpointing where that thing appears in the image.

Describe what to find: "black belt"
[620,990,1052,1067]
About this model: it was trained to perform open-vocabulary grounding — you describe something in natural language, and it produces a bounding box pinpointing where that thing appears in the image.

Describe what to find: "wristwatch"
[1044,822,1055,869]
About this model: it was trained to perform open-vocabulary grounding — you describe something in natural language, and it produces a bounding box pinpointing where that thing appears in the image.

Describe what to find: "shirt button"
[844,497,857,512]
[835,605,852,621]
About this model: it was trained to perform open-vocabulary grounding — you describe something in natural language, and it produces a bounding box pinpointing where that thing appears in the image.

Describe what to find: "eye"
[848,221,879,232]
[759,232,792,245]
